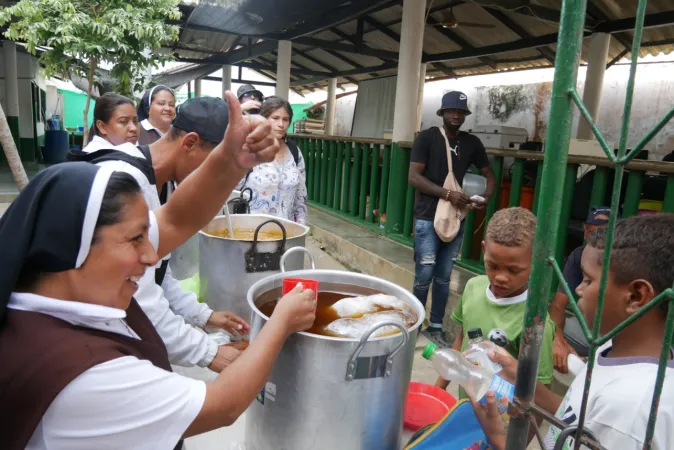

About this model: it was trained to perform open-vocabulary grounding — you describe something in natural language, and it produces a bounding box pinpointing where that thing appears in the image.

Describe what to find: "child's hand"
[470,391,507,450]
[486,345,518,383]
[271,283,316,336]
[207,311,251,336]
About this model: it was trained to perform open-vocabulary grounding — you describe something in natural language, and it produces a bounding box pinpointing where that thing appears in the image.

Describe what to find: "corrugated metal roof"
[171,0,674,93]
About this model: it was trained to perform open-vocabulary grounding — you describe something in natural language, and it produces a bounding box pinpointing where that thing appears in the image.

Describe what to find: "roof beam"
[423,30,592,64]
[291,62,397,87]
[594,10,674,34]
[176,58,328,77]
[291,48,360,84]
[481,8,556,64]
[585,2,634,50]
[484,4,597,29]
[268,0,399,40]
[360,15,455,77]
[293,37,399,60]
[214,40,278,65]
[425,15,498,69]
[606,48,629,69]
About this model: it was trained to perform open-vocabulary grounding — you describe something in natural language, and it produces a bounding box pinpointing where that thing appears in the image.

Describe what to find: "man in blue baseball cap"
[548,206,613,373]
[408,91,496,346]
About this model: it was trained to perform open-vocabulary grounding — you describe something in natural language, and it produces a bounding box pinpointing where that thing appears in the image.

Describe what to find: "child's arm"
[434,330,463,389]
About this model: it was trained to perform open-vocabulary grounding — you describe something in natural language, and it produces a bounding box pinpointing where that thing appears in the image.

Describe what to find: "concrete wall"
[323,61,674,160]
[0,50,47,161]
[418,61,674,161]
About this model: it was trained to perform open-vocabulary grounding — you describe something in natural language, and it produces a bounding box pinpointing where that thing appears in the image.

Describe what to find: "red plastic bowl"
[403,382,457,431]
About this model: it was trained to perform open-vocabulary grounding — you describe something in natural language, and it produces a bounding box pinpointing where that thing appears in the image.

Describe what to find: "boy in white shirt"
[473,214,674,450]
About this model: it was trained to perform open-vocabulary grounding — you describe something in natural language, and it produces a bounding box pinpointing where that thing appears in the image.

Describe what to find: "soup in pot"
[208,228,286,241]
[258,291,417,337]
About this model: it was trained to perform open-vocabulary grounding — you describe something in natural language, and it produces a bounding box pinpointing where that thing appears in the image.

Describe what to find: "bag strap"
[438,126,454,174]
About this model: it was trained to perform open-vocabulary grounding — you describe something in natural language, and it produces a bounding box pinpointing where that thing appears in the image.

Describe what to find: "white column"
[416,63,427,132]
[194,78,202,98]
[3,40,20,118]
[222,65,232,99]
[392,0,426,142]
[276,40,292,99]
[325,78,338,136]
[577,33,611,140]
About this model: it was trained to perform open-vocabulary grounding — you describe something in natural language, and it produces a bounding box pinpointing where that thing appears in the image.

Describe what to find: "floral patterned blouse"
[236,140,308,225]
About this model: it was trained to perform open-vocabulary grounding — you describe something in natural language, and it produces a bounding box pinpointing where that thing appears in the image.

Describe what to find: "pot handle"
[280,246,316,273]
[345,320,409,381]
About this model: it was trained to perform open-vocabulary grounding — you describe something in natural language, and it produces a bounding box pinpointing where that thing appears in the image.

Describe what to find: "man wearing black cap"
[237,84,264,115]
[409,91,496,346]
[70,96,256,374]
[549,206,612,373]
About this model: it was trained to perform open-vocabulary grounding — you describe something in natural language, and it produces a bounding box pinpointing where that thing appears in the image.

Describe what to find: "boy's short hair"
[485,207,537,248]
[587,214,674,296]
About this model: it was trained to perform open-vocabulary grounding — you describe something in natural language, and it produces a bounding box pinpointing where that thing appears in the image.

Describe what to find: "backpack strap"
[66,149,156,185]
[286,139,300,165]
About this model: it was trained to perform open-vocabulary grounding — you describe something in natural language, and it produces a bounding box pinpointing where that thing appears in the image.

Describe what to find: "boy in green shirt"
[436,207,555,392]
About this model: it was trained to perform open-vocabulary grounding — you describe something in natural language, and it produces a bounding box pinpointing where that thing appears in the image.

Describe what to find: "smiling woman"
[0,93,318,450]
[137,85,177,144]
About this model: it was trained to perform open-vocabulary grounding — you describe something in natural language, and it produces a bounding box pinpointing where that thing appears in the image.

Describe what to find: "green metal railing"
[293,134,674,280]
[507,0,674,449]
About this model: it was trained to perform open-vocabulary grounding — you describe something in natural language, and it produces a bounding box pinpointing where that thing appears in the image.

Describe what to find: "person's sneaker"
[422,326,449,347]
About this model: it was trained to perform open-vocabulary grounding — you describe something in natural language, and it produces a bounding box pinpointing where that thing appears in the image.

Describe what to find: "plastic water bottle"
[464,328,504,373]
[423,343,514,416]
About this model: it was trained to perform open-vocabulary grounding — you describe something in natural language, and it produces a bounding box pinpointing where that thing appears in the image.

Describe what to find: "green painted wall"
[59,89,96,130]
[290,102,312,132]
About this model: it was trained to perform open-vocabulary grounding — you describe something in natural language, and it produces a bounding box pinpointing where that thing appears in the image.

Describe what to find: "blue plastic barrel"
[42,130,70,164]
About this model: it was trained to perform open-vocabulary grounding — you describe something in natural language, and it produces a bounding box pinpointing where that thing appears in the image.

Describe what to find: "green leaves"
[0,0,182,96]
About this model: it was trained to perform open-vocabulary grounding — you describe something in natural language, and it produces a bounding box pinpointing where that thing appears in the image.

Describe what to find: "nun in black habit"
[0,93,317,450]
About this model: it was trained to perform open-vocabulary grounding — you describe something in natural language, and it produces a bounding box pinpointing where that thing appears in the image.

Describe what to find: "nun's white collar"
[7,292,140,339]
[84,136,145,159]
[8,292,126,321]
[141,119,164,136]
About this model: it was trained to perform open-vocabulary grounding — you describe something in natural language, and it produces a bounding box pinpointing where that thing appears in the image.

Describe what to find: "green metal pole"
[319,139,329,205]
[623,169,644,217]
[481,156,503,262]
[334,141,344,211]
[506,0,588,447]
[368,144,381,223]
[509,158,525,207]
[461,210,477,261]
[555,164,579,266]
[484,156,503,230]
[403,184,415,237]
[589,166,609,208]
[350,142,362,216]
[531,160,544,215]
[385,142,408,234]
[306,139,314,200]
[663,174,674,213]
[359,144,370,220]
[327,141,336,209]
[379,144,392,224]
[342,142,352,213]
[313,139,322,201]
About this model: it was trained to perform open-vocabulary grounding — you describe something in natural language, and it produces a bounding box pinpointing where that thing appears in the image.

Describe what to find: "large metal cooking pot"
[245,247,425,450]
[170,190,242,280]
[199,215,310,321]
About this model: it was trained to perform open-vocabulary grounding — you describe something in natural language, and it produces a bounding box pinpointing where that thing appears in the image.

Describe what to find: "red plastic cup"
[403,382,457,430]
[282,278,319,300]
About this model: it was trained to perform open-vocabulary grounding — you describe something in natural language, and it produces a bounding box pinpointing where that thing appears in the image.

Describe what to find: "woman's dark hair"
[89,93,135,144]
[260,96,293,123]
[95,171,142,233]
[137,85,175,122]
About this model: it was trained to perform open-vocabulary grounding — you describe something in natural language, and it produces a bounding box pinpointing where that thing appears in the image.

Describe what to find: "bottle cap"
[467,328,483,340]
[422,342,438,360]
